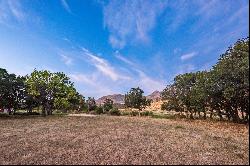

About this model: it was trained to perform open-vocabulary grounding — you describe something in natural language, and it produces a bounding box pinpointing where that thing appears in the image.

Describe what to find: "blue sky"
[0,0,249,98]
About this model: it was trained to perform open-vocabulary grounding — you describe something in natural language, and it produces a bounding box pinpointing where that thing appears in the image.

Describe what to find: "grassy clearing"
[0,115,248,165]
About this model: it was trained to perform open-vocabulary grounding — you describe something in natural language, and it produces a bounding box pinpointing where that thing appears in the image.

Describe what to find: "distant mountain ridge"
[96,91,162,105]
[96,94,125,105]
[146,90,161,101]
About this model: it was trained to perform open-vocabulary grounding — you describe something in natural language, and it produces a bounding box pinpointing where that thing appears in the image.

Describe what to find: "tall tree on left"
[0,68,26,114]
[25,69,79,116]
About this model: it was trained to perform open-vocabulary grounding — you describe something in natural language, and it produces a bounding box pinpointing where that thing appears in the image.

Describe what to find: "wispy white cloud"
[0,0,25,24]
[114,51,135,66]
[61,0,72,13]
[195,0,218,18]
[180,52,197,61]
[136,70,165,94]
[164,0,247,35]
[165,1,190,33]
[7,0,25,21]
[114,51,165,94]
[70,73,115,98]
[60,54,73,66]
[70,73,96,86]
[81,47,130,81]
[103,0,167,49]
[0,0,43,29]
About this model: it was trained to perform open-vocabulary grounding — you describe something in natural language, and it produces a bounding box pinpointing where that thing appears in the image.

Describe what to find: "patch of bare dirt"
[0,116,248,165]
[67,114,96,117]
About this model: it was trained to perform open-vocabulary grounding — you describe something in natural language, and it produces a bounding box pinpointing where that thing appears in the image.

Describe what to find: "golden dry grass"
[0,116,248,165]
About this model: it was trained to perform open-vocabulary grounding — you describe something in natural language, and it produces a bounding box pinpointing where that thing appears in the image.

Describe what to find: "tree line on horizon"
[0,67,148,116]
[0,37,249,123]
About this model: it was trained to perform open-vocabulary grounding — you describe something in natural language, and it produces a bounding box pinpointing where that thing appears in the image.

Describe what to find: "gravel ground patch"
[0,116,248,165]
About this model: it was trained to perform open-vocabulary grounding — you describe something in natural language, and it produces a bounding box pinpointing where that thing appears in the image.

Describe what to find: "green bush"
[82,108,88,113]
[121,111,130,116]
[109,107,121,116]
[130,111,139,116]
[95,106,104,114]
[141,111,153,116]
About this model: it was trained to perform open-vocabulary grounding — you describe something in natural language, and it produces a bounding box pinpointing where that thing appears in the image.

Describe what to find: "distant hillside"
[146,90,161,101]
[96,94,125,105]
[96,91,162,105]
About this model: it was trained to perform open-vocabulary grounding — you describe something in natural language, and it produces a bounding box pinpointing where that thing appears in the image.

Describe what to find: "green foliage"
[86,97,96,111]
[25,69,80,116]
[161,37,249,123]
[0,68,27,114]
[109,107,121,116]
[130,110,139,116]
[103,98,113,112]
[95,106,104,114]
[121,111,130,116]
[141,111,153,116]
[124,87,152,116]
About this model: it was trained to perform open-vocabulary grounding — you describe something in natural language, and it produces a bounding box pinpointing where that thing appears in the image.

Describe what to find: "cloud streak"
[61,0,72,13]
[180,52,197,61]
[70,73,115,98]
[103,0,167,49]
[82,48,130,81]
[114,51,165,94]
[0,0,25,24]
[60,54,73,66]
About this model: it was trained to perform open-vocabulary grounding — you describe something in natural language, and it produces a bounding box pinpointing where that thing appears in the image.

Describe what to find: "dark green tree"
[161,37,249,123]
[86,97,96,112]
[0,68,26,114]
[103,98,114,112]
[124,87,151,116]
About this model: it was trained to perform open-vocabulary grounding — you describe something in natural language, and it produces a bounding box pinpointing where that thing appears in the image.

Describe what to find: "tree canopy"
[25,69,80,115]
[161,37,249,123]
[124,87,152,115]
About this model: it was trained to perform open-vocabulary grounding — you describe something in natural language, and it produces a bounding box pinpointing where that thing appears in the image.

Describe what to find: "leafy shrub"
[109,107,121,116]
[130,111,139,116]
[82,108,88,113]
[95,106,103,114]
[141,111,153,116]
[103,98,113,112]
[121,111,130,116]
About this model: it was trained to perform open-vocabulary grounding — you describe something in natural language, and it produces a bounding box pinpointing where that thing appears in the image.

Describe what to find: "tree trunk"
[217,110,223,121]
[42,106,46,116]
[189,110,194,119]
[8,108,11,115]
[210,110,213,119]
[198,111,201,119]
[241,110,244,121]
[139,108,142,117]
[203,111,206,119]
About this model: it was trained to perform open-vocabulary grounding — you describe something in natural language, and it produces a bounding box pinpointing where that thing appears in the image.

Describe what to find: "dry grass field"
[0,115,249,165]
